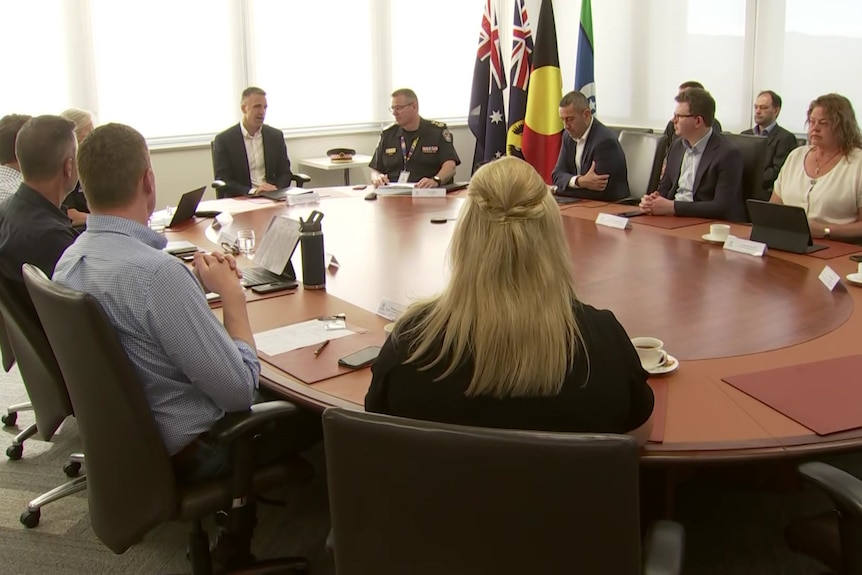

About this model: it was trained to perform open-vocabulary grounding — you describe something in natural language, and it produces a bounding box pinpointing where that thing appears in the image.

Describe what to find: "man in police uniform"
[370,89,460,188]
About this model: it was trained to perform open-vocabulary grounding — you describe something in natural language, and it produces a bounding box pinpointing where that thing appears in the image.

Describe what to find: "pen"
[314,339,330,357]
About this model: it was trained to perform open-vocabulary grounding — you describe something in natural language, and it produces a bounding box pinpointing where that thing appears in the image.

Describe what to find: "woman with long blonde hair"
[366,157,653,440]
[59,108,96,227]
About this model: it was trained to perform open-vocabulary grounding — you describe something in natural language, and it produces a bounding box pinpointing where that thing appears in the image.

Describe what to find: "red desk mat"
[647,378,668,443]
[630,215,713,230]
[260,330,385,384]
[723,355,862,436]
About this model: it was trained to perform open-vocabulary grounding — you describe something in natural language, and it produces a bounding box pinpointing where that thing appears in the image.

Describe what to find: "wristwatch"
[824,227,831,239]
[432,176,442,184]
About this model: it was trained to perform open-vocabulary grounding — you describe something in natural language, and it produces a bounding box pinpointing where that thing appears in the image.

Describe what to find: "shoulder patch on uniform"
[442,128,452,143]
[430,120,448,128]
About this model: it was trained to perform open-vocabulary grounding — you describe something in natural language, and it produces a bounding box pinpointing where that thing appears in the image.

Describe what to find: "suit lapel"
[692,133,718,195]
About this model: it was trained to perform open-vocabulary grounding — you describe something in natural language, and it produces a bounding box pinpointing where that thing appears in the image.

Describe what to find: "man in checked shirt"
[53,123,320,482]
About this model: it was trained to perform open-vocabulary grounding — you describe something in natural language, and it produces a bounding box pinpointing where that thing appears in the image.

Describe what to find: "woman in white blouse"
[771,93,862,242]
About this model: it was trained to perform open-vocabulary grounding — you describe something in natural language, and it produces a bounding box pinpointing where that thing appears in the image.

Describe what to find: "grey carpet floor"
[0,364,847,574]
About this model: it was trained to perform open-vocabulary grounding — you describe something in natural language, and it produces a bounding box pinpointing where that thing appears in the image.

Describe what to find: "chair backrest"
[723,133,769,214]
[0,274,71,439]
[0,311,16,372]
[618,130,668,200]
[322,408,643,575]
[22,264,178,554]
[607,125,654,137]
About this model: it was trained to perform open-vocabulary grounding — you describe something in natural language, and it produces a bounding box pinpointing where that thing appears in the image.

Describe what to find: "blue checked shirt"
[53,215,259,455]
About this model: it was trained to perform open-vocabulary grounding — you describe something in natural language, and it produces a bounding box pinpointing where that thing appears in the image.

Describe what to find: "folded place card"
[820,265,840,291]
[723,236,767,257]
[412,187,446,198]
[595,212,630,230]
[287,191,320,205]
[377,298,407,321]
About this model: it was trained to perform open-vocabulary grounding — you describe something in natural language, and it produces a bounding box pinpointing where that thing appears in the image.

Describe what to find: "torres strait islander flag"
[575,0,596,113]
[521,0,563,184]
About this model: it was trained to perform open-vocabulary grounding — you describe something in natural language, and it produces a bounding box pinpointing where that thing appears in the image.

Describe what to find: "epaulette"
[429,120,448,129]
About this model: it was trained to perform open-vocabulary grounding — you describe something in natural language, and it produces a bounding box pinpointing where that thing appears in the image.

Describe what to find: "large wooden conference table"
[170,188,862,464]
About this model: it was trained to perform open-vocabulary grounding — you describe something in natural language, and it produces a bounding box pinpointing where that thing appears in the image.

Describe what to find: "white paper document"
[255,319,356,356]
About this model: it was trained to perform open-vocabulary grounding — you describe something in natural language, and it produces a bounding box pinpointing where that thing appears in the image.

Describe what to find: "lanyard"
[400,136,419,170]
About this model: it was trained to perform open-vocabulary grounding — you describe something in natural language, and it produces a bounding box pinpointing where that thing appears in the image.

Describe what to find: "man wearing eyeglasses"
[640,88,745,221]
[369,88,460,188]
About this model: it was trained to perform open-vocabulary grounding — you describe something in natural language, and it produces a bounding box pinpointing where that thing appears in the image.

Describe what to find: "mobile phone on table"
[250,280,298,294]
[338,346,382,369]
[618,210,645,218]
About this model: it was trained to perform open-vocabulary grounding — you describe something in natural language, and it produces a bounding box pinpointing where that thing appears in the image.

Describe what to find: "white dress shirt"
[674,129,713,203]
[240,123,266,191]
[568,117,594,189]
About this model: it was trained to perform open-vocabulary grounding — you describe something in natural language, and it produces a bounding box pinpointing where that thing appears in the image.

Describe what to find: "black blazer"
[658,131,745,221]
[741,124,798,192]
[212,123,293,198]
[551,119,629,201]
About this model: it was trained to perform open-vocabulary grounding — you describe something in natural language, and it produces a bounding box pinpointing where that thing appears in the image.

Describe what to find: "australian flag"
[468,0,507,173]
[507,0,533,159]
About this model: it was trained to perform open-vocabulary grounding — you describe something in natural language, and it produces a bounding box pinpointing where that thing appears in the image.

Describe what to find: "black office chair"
[323,407,685,575]
[618,131,668,201]
[0,310,32,429]
[723,133,769,218]
[210,141,311,199]
[23,264,310,573]
[785,461,862,574]
[0,273,87,526]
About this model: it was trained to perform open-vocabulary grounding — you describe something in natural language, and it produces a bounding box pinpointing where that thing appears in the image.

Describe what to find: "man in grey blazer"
[741,90,799,196]
[212,87,294,198]
[551,91,629,201]
[640,88,745,221]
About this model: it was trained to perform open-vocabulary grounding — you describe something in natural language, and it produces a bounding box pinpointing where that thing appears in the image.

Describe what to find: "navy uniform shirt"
[0,183,77,287]
[369,118,461,183]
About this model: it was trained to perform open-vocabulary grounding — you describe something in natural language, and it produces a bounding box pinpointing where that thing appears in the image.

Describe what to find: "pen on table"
[314,339,330,357]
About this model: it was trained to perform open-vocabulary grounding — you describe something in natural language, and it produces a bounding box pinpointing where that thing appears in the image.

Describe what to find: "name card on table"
[412,187,446,198]
[819,266,841,291]
[287,191,321,206]
[325,252,340,269]
[723,236,767,257]
[595,212,630,230]
[377,298,407,321]
[215,212,234,228]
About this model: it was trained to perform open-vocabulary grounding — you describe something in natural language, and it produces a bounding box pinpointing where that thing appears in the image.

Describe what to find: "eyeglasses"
[389,103,414,113]
[673,113,696,120]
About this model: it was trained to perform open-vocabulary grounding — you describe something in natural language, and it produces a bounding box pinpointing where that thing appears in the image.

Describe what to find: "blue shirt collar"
[85,214,168,250]
[755,122,777,136]
[683,128,713,154]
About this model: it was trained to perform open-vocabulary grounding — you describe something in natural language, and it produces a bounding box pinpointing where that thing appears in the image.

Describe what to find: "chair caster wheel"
[1,412,16,426]
[63,461,82,477]
[6,443,22,460]
[20,509,40,528]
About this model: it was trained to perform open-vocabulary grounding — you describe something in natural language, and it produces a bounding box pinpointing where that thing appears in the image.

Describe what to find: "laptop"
[746,199,828,254]
[239,215,301,287]
[166,186,206,228]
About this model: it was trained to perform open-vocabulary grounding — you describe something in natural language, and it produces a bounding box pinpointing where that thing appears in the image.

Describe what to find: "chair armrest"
[643,520,684,575]
[292,173,311,187]
[799,461,862,520]
[210,400,299,444]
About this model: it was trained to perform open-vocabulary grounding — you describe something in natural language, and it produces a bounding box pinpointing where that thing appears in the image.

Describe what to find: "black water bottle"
[299,210,326,290]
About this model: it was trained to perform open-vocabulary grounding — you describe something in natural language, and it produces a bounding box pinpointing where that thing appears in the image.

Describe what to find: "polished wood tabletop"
[174,189,862,463]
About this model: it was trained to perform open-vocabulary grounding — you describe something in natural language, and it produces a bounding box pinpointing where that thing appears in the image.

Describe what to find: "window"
[249,0,375,129]
[0,1,70,115]
[390,0,478,121]
[89,0,235,138]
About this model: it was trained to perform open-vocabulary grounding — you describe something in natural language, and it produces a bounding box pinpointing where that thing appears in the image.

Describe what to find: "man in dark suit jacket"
[551,91,628,201]
[741,90,798,195]
[641,88,745,221]
[212,87,294,198]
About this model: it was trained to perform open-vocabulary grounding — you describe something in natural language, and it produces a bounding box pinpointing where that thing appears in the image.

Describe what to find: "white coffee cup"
[857,262,862,276]
[709,224,730,241]
[383,322,395,334]
[631,337,668,369]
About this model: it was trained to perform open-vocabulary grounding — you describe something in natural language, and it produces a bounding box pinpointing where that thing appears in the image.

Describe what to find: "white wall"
[150,124,477,207]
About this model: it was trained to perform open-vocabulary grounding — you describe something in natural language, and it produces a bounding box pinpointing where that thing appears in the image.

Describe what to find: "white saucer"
[701,234,727,245]
[644,354,679,375]
[846,273,862,286]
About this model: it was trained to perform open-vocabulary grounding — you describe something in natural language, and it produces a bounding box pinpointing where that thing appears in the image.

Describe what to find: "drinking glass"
[236,229,256,255]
